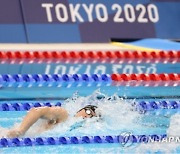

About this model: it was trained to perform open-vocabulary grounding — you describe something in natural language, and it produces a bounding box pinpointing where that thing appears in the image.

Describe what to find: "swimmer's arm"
[7,107,68,137]
[43,107,69,130]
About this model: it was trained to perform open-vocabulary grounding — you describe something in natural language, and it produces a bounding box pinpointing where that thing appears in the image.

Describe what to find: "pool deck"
[0,43,127,51]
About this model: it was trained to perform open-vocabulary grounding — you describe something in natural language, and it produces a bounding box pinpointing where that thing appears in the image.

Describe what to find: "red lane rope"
[111,73,180,86]
[0,50,179,63]
[111,73,180,81]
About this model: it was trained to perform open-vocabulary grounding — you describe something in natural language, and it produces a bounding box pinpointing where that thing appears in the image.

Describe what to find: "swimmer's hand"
[7,129,23,138]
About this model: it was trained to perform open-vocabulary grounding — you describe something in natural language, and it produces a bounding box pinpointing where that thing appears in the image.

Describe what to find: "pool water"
[0,91,179,153]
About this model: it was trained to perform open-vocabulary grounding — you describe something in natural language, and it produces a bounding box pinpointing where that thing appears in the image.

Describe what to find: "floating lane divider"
[0,102,61,111]
[0,50,179,64]
[134,100,180,115]
[0,73,179,88]
[111,73,180,87]
[0,101,179,116]
[0,134,167,148]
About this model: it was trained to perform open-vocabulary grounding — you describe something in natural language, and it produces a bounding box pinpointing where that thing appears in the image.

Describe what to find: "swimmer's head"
[75,105,100,119]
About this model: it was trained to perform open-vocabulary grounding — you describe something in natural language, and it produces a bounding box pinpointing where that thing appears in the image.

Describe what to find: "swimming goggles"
[84,108,95,118]
[78,105,97,118]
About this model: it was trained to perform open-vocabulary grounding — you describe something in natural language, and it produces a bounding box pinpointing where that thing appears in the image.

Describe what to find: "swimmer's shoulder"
[49,106,69,121]
[33,106,68,120]
[34,106,66,113]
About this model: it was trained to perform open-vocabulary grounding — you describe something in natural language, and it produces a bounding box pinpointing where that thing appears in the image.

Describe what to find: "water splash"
[135,113,180,154]
[23,90,169,137]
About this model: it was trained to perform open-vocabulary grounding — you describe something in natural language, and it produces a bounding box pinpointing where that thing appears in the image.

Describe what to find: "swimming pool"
[0,50,180,153]
[0,73,180,153]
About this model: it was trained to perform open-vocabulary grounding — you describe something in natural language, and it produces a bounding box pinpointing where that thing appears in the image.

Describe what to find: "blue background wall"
[0,0,26,42]
[0,0,180,43]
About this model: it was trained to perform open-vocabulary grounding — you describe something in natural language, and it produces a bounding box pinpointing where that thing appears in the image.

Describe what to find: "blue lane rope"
[0,101,179,113]
[0,74,111,88]
[0,102,61,111]
[0,74,179,88]
[135,100,180,114]
[0,134,166,148]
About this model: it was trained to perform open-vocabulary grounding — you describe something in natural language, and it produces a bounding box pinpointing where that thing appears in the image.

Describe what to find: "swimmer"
[7,105,98,138]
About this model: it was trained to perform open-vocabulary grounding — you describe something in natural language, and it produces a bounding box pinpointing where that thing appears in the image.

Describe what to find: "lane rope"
[0,101,179,114]
[0,74,179,88]
[0,134,166,148]
[0,50,179,64]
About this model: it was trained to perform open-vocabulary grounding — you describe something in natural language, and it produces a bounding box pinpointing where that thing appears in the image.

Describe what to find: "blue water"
[0,85,180,99]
